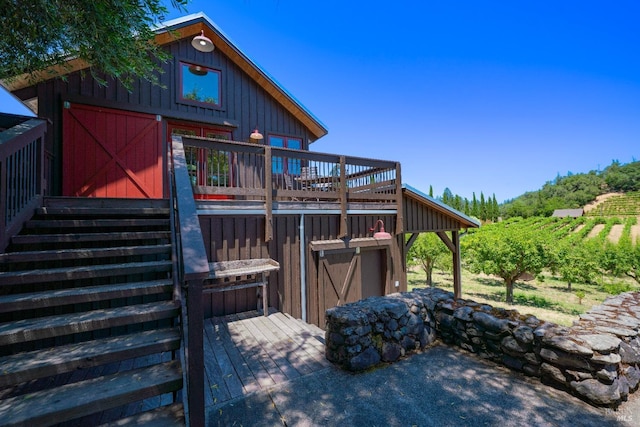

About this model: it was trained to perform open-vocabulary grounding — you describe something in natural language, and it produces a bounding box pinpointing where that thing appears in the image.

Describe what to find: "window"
[179,61,221,107]
[269,135,302,175]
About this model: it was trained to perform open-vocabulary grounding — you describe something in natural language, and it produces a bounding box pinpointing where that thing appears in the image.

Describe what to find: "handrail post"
[395,162,403,234]
[339,156,347,238]
[170,136,210,427]
[264,146,273,241]
[184,277,204,427]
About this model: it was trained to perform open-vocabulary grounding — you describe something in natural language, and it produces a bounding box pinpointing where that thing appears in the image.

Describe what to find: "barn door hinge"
[156,115,162,122]
[63,101,70,109]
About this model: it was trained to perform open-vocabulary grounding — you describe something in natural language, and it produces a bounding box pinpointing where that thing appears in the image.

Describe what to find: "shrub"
[601,282,633,295]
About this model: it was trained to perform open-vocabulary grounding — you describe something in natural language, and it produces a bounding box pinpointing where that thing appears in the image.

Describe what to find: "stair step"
[0,279,173,313]
[43,197,169,210]
[0,260,172,286]
[96,403,185,427]
[37,206,171,217]
[0,327,180,387]
[24,218,170,229]
[0,244,171,264]
[0,301,180,345]
[0,360,182,427]
[11,231,171,245]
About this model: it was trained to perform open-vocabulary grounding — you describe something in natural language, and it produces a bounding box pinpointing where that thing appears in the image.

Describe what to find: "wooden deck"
[203,310,331,415]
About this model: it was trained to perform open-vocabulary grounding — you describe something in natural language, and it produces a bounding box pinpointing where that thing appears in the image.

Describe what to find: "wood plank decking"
[1,310,329,425]
[204,310,331,416]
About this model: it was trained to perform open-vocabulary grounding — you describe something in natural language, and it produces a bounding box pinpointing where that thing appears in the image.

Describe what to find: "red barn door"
[63,104,163,198]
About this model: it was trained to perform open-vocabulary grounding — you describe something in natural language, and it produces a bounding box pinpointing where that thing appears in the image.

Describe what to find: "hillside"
[500,160,640,219]
[583,191,640,217]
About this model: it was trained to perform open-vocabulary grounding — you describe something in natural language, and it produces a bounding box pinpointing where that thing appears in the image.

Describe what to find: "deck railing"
[0,114,46,252]
[181,135,401,205]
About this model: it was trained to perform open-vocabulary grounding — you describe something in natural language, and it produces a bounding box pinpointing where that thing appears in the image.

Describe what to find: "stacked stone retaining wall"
[325,287,640,407]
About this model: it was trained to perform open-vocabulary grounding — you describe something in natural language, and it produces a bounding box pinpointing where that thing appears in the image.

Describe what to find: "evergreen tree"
[491,194,499,221]
[471,192,479,218]
[429,185,434,197]
[442,188,453,207]
[480,192,487,221]
[453,195,462,211]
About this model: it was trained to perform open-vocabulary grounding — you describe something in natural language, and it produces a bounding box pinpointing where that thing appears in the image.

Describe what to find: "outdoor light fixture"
[188,64,207,76]
[192,30,214,52]
[250,127,264,141]
[370,219,392,239]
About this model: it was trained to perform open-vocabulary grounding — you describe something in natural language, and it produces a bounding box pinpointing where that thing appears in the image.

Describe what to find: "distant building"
[552,208,584,218]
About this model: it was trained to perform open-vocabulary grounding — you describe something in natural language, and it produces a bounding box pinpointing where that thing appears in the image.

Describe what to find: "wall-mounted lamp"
[188,64,207,76]
[250,127,264,141]
[370,219,392,240]
[192,30,214,52]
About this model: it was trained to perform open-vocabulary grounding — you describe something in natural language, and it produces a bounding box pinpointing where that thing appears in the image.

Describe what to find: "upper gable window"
[179,61,221,107]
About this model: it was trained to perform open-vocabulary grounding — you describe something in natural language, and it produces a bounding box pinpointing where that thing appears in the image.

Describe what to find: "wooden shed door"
[315,251,362,325]
[63,104,163,198]
[361,249,385,299]
[310,247,388,326]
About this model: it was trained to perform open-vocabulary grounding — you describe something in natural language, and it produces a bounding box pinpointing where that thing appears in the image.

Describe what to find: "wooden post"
[452,230,462,299]
[171,136,210,427]
[264,146,273,241]
[436,231,462,299]
[395,162,403,234]
[185,278,204,427]
[339,156,347,238]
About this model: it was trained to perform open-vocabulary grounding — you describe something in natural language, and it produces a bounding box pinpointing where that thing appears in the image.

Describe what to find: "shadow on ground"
[208,344,635,427]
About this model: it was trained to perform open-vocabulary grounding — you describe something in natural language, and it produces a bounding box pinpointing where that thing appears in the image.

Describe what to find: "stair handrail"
[0,114,47,252]
[169,135,209,427]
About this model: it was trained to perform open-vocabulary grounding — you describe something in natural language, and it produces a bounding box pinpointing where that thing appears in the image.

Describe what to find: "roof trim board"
[402,183,481,229]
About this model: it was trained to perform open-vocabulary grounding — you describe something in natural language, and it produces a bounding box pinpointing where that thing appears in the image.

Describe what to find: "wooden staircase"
[0,197,185,426]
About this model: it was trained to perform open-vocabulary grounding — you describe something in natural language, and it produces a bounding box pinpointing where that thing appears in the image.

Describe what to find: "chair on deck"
[283,174,299,200]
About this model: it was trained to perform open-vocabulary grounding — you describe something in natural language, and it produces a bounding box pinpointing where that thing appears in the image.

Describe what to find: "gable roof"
[3,12,328,140]
[402,184,481,230]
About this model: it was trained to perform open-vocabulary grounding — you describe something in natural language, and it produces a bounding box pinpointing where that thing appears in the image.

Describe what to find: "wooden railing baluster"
[0,115,47,252]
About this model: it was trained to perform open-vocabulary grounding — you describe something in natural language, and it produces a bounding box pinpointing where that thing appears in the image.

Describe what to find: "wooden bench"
[204,258,280,316]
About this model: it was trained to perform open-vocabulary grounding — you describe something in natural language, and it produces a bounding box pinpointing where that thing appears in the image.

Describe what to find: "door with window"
[168,123,233,199]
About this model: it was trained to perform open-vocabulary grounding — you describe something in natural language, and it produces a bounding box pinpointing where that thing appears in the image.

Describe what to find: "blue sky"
[3,2,637,202]
[160,1,639,202]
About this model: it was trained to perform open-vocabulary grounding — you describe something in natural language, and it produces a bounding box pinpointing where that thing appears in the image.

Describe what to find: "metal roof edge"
[402,183,481,228]
[0,82,36,117]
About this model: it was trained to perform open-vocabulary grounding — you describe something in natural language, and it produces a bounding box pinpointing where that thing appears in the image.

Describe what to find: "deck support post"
[436,231,462,299]
[184,278,205,427]
[452,231,462,299]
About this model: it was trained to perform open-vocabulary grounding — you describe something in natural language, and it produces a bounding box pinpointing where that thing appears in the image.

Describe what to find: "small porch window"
[269,135,302,175]
[178,61,221,107]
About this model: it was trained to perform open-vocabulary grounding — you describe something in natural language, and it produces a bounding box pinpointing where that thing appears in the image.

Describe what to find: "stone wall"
[324,287,640,407]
